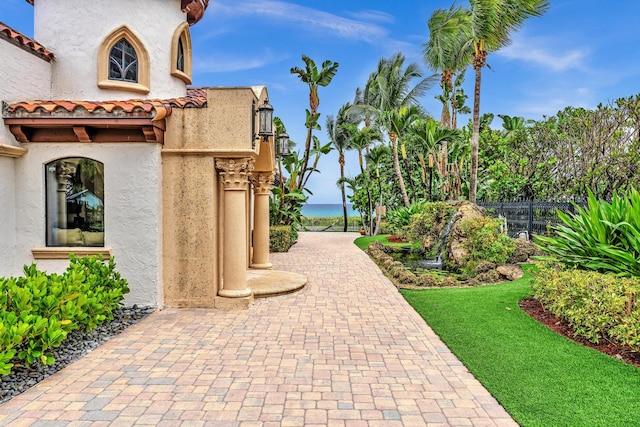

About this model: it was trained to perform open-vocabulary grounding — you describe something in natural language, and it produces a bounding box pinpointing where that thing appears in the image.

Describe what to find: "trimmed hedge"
[269,225,292,252]
[0,255,129,376]
[533,263,640,351]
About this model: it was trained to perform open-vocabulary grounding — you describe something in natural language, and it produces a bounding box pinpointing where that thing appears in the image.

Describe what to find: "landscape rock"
[447,202,487,267]
[497,264,524,281]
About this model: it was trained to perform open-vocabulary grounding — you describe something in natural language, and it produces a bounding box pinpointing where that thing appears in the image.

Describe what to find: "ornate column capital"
[250,172,275,195]
[216,158,254,190]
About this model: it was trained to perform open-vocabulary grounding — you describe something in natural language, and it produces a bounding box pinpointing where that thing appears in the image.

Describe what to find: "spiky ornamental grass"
[535,188,640,277]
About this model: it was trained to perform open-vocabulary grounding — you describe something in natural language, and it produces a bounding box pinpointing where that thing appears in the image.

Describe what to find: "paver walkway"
[0,232,517,426]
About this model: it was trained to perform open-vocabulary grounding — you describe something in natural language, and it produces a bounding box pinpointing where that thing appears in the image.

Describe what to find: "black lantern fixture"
[277,132,290,158]
[252,98,273,148]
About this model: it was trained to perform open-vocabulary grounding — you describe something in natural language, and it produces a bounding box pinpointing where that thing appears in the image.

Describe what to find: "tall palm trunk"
[390,133,410,207]
[469,49,486,203]
[339,153,348,232]
[401,142,417,203]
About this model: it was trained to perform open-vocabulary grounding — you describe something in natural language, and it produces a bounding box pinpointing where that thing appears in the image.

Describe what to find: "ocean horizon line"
[301,203,359,218]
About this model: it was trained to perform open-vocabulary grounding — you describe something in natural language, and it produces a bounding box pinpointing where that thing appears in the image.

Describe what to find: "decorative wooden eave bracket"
[2,101,168,144]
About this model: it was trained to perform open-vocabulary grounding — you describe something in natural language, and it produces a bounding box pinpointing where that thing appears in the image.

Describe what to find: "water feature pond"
[387,250,453,277]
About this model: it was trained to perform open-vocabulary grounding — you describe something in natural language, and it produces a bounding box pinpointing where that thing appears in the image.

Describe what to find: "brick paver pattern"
[0,232,517,426]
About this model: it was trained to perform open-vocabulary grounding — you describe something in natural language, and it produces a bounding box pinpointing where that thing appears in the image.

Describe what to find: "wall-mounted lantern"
[276,132,290,158]
[253,98,273,148]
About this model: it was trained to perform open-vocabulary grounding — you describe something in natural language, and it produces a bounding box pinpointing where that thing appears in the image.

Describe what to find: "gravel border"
[0,305,155,404]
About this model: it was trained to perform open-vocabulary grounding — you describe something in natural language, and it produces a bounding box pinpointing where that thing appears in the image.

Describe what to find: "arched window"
[171,23,193,84]
[176,38,185,73]
[98,26,150,94]
[46,158,104,247]
[109,38,138,83]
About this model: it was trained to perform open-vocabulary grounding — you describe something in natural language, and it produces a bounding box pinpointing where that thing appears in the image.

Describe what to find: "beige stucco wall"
[34,0,186,100]
[12,142,163,308]
[162,152,220,307]
[162,86,272,306]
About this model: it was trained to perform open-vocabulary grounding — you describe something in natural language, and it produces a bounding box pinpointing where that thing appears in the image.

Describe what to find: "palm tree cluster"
[323,0,549,235]
[272,1,549,237]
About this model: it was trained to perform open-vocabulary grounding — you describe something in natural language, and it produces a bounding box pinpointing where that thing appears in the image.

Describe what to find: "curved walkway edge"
[0,232,517,426]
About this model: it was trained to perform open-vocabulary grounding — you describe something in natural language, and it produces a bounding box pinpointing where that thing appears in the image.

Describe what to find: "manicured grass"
[401,265,640,427]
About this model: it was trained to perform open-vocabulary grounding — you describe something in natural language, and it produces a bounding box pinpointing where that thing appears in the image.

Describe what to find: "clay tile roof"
[4,88,208,119]
[0,21,54,61]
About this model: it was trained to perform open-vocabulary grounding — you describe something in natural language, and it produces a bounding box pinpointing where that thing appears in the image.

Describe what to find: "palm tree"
[366,144,390,235]
[380,105,423,207]
[408,119,461,199]
[352,53,437,207]
[342,124,382,234]
[465,0,550,202]
[326,103,356,232]
[290,55,339,191]
[423,5,472,129]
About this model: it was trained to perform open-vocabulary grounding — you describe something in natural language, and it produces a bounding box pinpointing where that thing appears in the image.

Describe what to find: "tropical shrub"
[0,255,129,376]
[535,188,640,277]
[385,201,428,236]
[533,263,640,350]
[460,216,516,275]
[269,226,292,252]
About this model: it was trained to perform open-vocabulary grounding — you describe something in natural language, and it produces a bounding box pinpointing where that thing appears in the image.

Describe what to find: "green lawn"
[401,265,640,427]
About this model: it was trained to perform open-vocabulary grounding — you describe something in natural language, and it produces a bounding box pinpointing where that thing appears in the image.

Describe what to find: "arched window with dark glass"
[177,38,185,72]
[46,158,105,247]
[109,38,138,83]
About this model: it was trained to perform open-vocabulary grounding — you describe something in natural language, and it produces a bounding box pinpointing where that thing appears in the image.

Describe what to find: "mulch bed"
[386,235,408,243]
[519,296,640,368]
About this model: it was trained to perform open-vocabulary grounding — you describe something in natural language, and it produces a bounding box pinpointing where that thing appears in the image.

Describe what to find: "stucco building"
[0,0,295,309]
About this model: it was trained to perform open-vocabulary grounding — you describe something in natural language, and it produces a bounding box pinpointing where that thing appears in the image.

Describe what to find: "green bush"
[269,226,292,252]
[460,216,516,276]
[535,188,640,277]
[0,255,129,376]
[533,263,640,350]
[385,201,428,235]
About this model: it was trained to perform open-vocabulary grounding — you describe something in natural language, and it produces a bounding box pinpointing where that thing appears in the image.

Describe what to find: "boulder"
[446,202,487,267]
[496,264,524,281]
[507,238,540,263]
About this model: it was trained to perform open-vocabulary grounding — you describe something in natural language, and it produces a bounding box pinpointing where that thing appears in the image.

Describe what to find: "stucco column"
[250,172,275,269]
[216,158,254,302]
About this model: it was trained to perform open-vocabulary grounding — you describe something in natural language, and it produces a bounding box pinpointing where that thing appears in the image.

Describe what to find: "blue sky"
[2,0,640,203]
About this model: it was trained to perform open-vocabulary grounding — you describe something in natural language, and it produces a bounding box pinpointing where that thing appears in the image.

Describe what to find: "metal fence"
[477,200,586,240]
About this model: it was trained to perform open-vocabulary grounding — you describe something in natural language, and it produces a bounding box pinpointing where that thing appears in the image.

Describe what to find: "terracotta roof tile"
[0,21,54,61]
[4,88,208,119]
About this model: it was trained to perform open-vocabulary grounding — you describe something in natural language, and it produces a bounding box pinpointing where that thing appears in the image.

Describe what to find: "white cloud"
[208,1,388,43]
[194,50,290,73]
[497,35,588,72]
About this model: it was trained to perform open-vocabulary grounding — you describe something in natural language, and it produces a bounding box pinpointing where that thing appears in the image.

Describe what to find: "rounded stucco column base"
[218,287,253,298]
[250,262,273,270]
[215,294,254,309]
